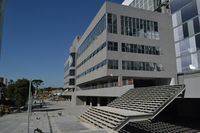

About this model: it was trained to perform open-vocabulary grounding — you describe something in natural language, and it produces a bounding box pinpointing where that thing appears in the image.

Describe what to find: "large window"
[69,69,75,76]
[69,79,75,85]
[193,17,200,34]
[108,41,118,51]
[170,0,192,14]
[121,43,160,55]
[181,0,198,23]
[173,25,184,42]
[122,60,163,72]
[77,60,107,79]
[108,60,118,69]
[77,42,106,69]
[121,15,159,40]
[183,23,189,38]
[77,13,117,57]
[107,13,117,34]
[77,15,106,57]
[195,33,200,50]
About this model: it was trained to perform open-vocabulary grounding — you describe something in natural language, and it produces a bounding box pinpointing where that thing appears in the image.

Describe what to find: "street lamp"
[27,80,32,133]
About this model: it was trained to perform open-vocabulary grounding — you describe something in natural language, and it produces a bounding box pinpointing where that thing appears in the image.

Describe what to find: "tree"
[7,84,16,99]
[14,79,30,109]
[32,80,43,88]
[32,79,43,98]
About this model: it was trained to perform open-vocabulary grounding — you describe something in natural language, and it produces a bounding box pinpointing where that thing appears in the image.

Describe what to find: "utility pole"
[27,80,32,133]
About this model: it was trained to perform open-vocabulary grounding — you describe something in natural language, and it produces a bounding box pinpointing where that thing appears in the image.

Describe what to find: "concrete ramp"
[79,85,185,132]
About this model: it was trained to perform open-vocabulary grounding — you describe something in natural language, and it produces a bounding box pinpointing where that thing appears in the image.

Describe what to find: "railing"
[80,80,134,90]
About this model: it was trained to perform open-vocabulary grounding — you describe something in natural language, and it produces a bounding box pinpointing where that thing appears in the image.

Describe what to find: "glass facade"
[130,0,155,11]
[77,13,118,57]
[122,60,163,71]
[121,43,160,55]
[77,59,107,79]
[171,0,200,73]
[77,15,106,57]
[121,16,159,40]
[77,42,106,69]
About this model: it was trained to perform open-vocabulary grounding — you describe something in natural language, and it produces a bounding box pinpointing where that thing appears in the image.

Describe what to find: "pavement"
[0,101,108,133]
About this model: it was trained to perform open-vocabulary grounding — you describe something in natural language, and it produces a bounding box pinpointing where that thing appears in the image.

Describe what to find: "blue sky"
[0,0,123,87]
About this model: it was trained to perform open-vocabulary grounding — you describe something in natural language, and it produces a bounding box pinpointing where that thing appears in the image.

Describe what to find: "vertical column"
[97,97,100,107]
[132,79,135,88]
[89,97,92,106]
[118,76,123,87]
[83,97,86,106]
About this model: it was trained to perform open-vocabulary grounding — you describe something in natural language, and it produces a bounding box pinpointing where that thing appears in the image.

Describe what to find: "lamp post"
[28,80,32,133]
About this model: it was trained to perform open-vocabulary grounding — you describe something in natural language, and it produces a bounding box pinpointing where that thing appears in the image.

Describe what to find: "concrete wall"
[178,72,200,98]
[76,85,133,97]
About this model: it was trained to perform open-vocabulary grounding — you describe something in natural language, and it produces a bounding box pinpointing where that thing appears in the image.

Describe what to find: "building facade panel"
[64,1,177,105]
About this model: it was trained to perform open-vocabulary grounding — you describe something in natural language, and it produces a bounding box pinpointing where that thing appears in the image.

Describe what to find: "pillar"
[118,76,123,87]
[83,97,86,106]
[89,97,92,106]
[97,97,100,107]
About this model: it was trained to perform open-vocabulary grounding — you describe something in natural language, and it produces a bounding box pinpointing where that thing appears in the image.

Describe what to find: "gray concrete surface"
[0,101,108,133]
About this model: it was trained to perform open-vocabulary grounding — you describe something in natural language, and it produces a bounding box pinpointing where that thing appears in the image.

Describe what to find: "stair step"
[85,111,118,126]
[82,112,116,129]
[91,108,125,119]
[87,109,124,123]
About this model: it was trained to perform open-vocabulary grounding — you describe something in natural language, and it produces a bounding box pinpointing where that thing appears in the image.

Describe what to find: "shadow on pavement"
[32,108,64,112]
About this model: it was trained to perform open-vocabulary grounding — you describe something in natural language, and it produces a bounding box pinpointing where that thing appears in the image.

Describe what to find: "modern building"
[64,1,176,106]
[170,0,200,98]
[0,0,5,58]
[64,37,79,91]
[122,0,170,13]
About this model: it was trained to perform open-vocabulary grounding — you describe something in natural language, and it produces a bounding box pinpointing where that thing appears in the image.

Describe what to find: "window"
[122,43,126,52]
[170,0,191,14]
[173,25,184,42]
[181,0,198,23]
[121,43,161,55]
[122,60,163,72]
[121,15,159,40]
[69,69,75,76]
[108,41,118,51]
[77,42,106,69]
[195,34,200,50]
[121,16,124,35]
[77,14,106,57]
[181,54,192,71]
[183,23,189,38]
[69,79,75,85]
[108,60,118,69]
[193,17,200,34]
[107,13,117,34]
[77,59,107,79]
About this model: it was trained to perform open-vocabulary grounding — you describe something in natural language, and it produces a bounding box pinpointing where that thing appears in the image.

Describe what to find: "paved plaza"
[0,101,108,133]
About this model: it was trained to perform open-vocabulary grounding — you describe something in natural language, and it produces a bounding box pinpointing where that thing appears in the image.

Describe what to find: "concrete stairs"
[80,107,127,131]
[119,120,200,133]
[79,85,186,132]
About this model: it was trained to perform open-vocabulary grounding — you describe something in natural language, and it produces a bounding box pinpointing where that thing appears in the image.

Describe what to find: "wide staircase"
[79,85,186,132]
[119,120,199,133]
[80,107,127,131]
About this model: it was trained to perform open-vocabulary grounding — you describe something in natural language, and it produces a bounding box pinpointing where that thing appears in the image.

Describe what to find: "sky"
[0,0,124,87]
